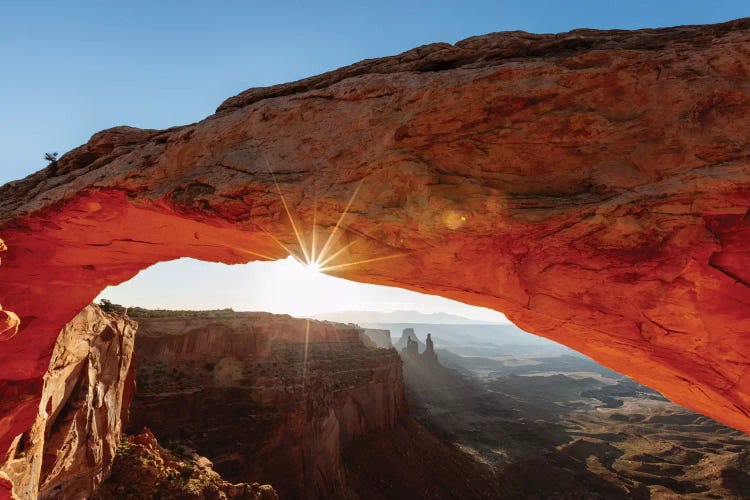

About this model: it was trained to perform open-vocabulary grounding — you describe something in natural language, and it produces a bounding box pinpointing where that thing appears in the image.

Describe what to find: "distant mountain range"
[311,310,503,325]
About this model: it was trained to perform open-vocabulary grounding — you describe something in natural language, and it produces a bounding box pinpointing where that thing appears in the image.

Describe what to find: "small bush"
[98,299,119,313]
[180,463,195,480]
[117,439,135,456]
[44,152,59,175]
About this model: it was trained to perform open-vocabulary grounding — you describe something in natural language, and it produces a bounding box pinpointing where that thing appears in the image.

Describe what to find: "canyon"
[127,311,406,498]
[6,303,750,498]
[1,305,499,498]
[1,16,750,497]
[121,310,499,499]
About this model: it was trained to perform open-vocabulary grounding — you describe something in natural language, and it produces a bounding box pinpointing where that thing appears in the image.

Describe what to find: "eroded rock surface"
[93,430,278,500]
[1,20,750,484]
[0,305,136,500]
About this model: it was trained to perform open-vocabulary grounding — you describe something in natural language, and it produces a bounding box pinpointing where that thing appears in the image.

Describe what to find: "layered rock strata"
[0,19,750,473]
[127,313,406,498]
[0,305,136,500]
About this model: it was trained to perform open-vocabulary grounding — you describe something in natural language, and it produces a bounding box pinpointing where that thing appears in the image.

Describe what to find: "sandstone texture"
[0,304,19,342]
[0,305,136,500]
[128,312,406,498]
[1,19,750,482]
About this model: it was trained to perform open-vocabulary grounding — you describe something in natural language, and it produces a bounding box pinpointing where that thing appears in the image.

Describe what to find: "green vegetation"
[94,300,237,318]
[126,306,236,318]
[98,299,119,313]
[180,463,195,480]
[44,151,58,175]
[116,439,136,457]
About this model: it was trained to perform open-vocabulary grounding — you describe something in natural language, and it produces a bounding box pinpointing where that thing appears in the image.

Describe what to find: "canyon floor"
[396,323,750,499]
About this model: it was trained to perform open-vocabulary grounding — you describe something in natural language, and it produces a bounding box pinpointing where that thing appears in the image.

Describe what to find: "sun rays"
[264,162,406,387]
[259,160,410,389]
[263,162,406,276]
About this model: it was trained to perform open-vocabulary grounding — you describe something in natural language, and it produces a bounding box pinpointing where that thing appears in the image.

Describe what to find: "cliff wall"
[128,313,406,498]
[0,305,136,500]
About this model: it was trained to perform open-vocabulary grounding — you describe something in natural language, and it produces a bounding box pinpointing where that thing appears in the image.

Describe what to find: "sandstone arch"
[1,18,750,466]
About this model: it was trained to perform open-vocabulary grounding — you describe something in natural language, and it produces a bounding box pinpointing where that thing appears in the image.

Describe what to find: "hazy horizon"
[312,309,503,324]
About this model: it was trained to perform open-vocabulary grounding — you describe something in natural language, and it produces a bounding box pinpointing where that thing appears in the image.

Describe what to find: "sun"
[305,262,322,274]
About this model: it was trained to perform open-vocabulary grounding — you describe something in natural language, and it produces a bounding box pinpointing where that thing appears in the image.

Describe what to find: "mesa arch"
[1,17,750,468]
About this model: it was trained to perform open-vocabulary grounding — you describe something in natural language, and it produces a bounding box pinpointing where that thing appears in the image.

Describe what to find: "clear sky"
[3,1,747,320]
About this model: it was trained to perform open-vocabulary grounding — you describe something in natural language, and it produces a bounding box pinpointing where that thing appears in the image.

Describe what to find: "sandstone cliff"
[127,312,406,498]
[0,305,136,500]
[394,328,424,352]
[1,19,750,471]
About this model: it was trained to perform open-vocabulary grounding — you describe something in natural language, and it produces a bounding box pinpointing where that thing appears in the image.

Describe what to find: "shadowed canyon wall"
[1,20,750,496]
[128,313,405,498]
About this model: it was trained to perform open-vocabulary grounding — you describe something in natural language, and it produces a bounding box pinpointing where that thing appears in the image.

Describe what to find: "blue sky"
[2,1,747,320]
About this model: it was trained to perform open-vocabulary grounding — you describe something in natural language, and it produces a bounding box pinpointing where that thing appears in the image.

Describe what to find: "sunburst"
[263,161,407,275]
[261,160,408,388]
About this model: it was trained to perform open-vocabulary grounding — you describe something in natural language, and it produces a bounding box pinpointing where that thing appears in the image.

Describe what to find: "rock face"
[0,305,136,500]
[394,328,424,352]
[422,333,439,366]
[127,312,406,498]
[1,18,750,479]
[0,304,19,342]
[93,430,279,500]
[360,328,392,349]
[395,328,441,366]
[400,332,452,391]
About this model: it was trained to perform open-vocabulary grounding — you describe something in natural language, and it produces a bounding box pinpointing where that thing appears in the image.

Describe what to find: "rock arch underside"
[1,18,750,480]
